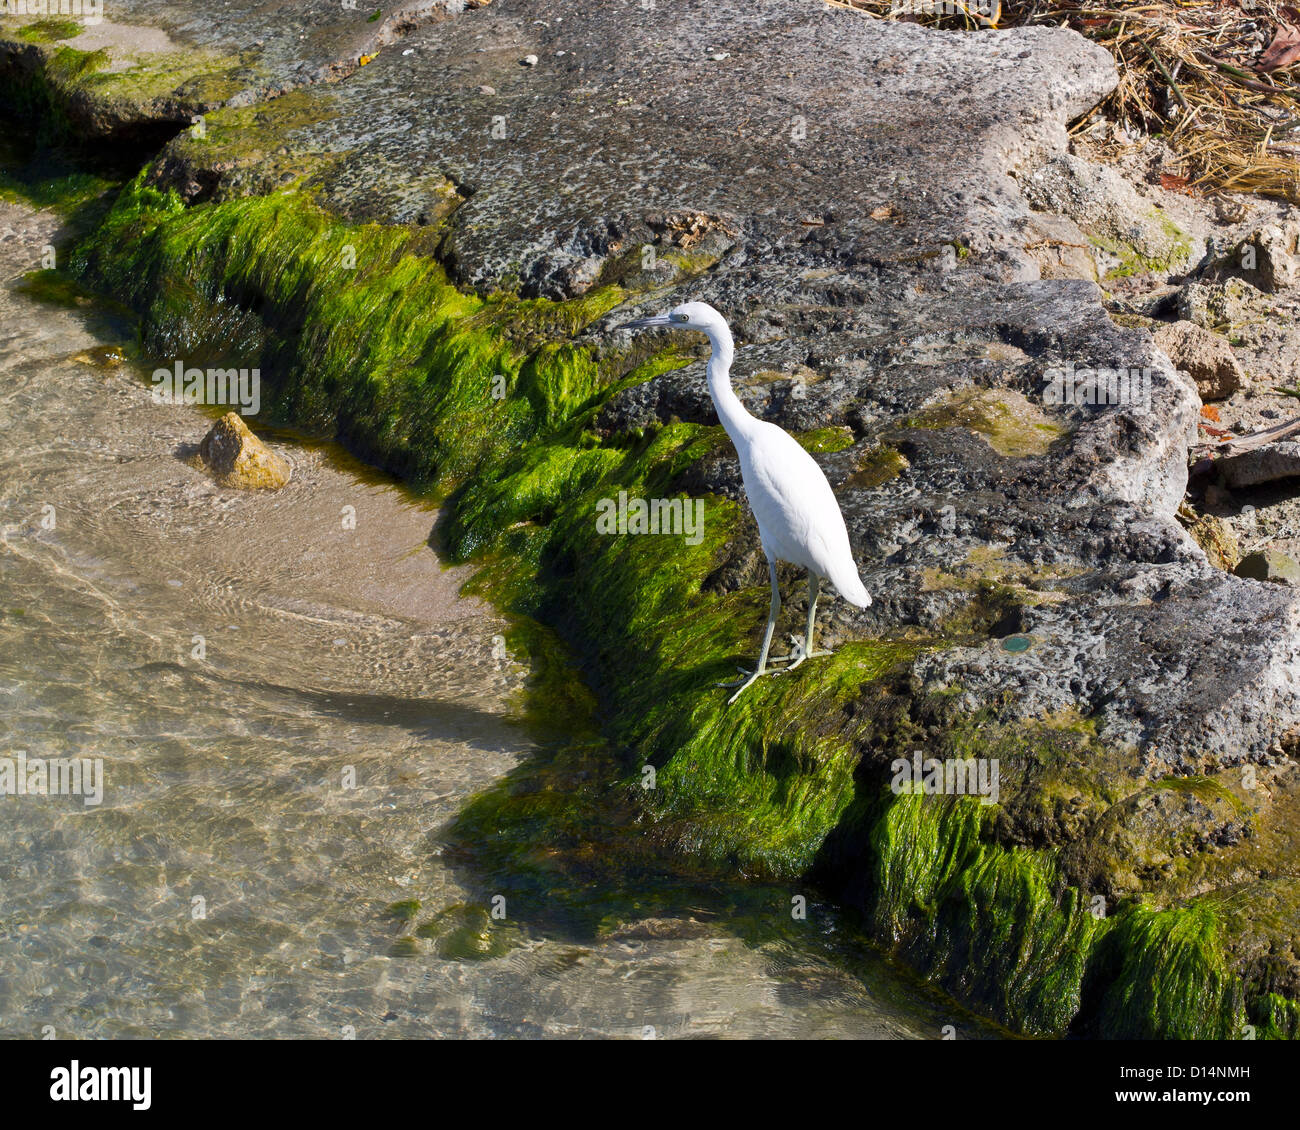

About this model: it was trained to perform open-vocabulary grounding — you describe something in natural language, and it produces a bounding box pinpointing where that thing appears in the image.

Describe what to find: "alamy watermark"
[1043,363,1152,410]
[595,490,705,545]
[152,361,261,416]
[891,750,999,805]
[889,0,997,15]
[1,750,104,806]
[50,1061,150,1110]
[0,0,103,23]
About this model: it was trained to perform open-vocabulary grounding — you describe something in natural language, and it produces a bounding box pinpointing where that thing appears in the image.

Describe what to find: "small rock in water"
[478,84,495,95]
[189,412,292,490]
[71,344,127,369]
[521,54,538,66]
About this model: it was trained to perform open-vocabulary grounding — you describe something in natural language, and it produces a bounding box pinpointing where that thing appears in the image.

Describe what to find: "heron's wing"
[741,423,853,572]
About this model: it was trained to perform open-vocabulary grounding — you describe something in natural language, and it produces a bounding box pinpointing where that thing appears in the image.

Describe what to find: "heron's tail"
[831,567,872,609]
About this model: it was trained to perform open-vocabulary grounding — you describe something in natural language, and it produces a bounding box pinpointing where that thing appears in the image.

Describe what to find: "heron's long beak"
[616,312,672,330]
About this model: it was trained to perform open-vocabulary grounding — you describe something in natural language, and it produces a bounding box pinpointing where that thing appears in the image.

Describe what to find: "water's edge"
[0,186,1004,1038]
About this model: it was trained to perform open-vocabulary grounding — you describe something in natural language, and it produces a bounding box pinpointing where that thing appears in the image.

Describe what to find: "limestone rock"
[1255,221,1300,291]
[1176,503,1240,572]
[1217,440,1300,490]
[1236,547,1300,586]
[1151,320,1244,400]
[1177,277,1266,330]
[1021,212,1098,282]
[191,412,292,489]
[1021,153,1197,276]
[1200,220,1300,293]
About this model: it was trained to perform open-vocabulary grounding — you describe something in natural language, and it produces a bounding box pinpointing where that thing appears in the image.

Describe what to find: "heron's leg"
[716,557,783,704]
[772,572,833,670]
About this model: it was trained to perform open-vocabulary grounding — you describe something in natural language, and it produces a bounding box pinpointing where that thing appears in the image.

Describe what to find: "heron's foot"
[715,665,787,705]
[769,635,833,672]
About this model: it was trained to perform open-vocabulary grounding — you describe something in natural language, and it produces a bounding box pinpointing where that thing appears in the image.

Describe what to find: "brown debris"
[837,1,1300,203]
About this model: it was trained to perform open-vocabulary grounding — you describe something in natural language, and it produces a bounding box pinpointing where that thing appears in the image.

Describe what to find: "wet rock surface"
[189,410,292,489]
[5,0,1300,1034]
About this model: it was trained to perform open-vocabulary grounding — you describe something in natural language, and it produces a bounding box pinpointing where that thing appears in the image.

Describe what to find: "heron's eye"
[671,313,688,322]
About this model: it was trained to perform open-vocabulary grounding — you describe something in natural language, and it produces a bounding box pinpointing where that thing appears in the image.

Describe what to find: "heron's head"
[617,300,726,334]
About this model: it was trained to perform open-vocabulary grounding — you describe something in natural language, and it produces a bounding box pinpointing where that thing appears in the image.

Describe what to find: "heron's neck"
[703,324,752,443]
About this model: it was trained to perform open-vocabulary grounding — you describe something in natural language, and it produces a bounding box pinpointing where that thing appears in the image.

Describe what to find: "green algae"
[1081,903,1243,1039]
[25,149,1295,1039]
[866,793,1107,1035]
[1153,773,1250,814]
[1088,211,1193,279]
[0,26,251,147]
[907,388,1063,457]
[386,898,422,921]
[1251,993,1300,1040]
[638,636,923,877]
[15,269,92,307]
[796,425,855,454]
[846,443,907,489]
[13,19,83,44]
[70,175,621,487]
[857,774,1266,1039]
[161,87,345,199]
[79,49,247,109]
[45,44,108,84]
[414,904,525,961]
[0,167,114,212]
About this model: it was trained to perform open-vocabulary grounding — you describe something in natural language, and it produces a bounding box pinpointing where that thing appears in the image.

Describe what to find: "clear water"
[0,196,995,1040]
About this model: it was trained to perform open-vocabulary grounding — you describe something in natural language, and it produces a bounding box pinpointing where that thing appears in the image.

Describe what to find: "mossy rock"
[907,388,1063,457]
[1178,503,1240,572]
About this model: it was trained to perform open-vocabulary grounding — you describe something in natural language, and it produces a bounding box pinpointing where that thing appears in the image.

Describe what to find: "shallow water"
[0,197,995,1039]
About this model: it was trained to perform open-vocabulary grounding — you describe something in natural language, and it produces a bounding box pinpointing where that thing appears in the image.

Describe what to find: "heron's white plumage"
[616,299,871,701]
[737,418,872,608]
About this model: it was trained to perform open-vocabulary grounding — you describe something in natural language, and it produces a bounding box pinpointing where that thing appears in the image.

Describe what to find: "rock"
[1217,440,1300,489]
[1151,320,1244,400]
[1176,502,1240,572]
[191,412,292,489]
[1176,277,1266,330]
[1021,153,1198,277]
[1200,219,1300,293]
[0,1,474,142]
[1021,212,1098,282]
[1236,547,1300,586]
[1255,221,1300,291]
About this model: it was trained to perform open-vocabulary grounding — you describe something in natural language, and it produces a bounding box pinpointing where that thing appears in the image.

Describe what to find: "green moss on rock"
[31,154,1295,1041]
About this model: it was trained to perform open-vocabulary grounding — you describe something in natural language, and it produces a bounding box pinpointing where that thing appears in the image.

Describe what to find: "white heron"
[618,301,872,703]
